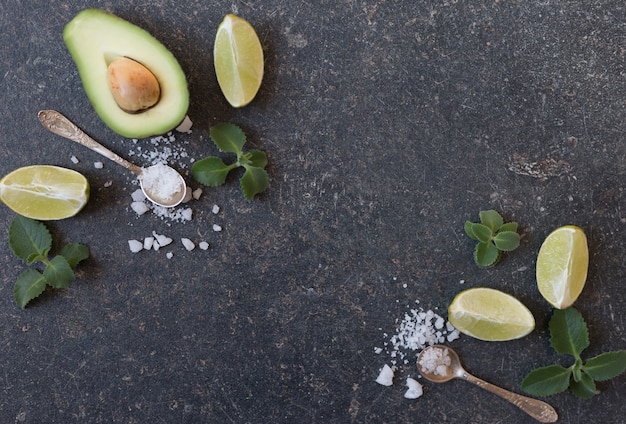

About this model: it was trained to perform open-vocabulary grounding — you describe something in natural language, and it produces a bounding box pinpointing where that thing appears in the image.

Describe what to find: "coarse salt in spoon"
[417,345,558,423]
[38,110,186,208]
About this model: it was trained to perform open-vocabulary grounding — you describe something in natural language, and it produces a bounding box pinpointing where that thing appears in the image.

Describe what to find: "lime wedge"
[214,14,264,107]
[0,165,89,220]
[536,225,588,309]
[448,287,535,341]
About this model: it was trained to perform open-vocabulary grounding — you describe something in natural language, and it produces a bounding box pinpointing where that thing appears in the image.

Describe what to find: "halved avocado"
[63,9,189,139]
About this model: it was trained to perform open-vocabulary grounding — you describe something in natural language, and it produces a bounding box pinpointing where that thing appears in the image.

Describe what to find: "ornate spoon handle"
[462,372,558,423]
[38,110,142,175]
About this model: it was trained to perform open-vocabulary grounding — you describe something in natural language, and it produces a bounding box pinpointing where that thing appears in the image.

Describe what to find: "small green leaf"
[493,231,521,251]
[192,156,237,187]
[43,256,75,289]
[474,241,499,267]
[240,165,268,200]
[14,269,47,308]
[549,307,589,357]
[9,216,52,264]
[521,364,572,396]
[471,223,493,243]
[244,149,268,169]
[479,210,503,232]
[500,222,518,233]
[210,122,246,154]
[570,372,598,399]
[59,243,89,269]
[582,351,626,381]
[464,221,478,240]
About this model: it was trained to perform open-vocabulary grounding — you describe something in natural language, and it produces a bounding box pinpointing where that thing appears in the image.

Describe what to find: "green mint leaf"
[243,149,268,169]
[9,215,52,264]
[464,221,478,240]
[471,223,493,243]
[479,210,503,232]
[570,372,598,399]
[43,255,75,289]
[493,231,521,251]
[521,364,571,396]
[240,165,268,200]
[549,307,589,357]
[210,122,246,155]
[474,241,499,267]
[500,222,518,232]
[192,156,236,187]
[14,269,47,308]
[582,351,626,381]
[59,243,90,269]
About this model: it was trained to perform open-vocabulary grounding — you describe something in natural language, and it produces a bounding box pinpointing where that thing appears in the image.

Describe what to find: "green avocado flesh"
[63,9,189,139]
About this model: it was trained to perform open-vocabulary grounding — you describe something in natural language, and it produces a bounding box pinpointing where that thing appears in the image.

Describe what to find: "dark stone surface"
[0,1,624,423]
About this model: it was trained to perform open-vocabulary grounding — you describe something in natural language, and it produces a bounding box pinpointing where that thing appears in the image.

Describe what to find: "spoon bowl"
[38,110,186,208]
[417,345,558,423]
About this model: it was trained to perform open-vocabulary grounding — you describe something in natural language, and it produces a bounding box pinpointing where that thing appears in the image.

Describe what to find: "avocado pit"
[107,56,160,113]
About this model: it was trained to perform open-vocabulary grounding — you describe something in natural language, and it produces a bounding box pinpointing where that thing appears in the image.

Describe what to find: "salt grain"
[199,241,209,250]
[131,189,146,202]
[375,364,394,386]
[166,252,173,259]
[175,115,193,133]
[212,204,220,214]
[143,237,155,250]
[212,224,222,232]
[131,201,150,216]
[404,377,423,399]
[94,161,103,169]
[128,240,143,253]
[153,232,173,247]
[70,155,79,164]
[181,238,195,251]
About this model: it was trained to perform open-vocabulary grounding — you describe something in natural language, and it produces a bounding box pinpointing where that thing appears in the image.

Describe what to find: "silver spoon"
[417,345,558,423]
[38,110,186,208]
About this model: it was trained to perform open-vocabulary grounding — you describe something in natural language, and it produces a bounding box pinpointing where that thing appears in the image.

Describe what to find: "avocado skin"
[63,9,189,139]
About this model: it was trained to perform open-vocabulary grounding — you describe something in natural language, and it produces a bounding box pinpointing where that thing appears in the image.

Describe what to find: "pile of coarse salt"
[374,301,460,399]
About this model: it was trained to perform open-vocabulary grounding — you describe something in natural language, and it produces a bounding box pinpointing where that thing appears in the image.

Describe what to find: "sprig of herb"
[522,307,626,398]
[191,123,269,200]
[9,215,89,308]
[464,210,520,267]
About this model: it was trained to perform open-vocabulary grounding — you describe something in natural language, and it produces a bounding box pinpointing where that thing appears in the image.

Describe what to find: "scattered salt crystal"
[404,378,423,399]
[375,364,394,386]
[212,204,220,214]
[131,201,150,216]
[143,237,155,250]
[373,347,383,354]
[435,316,444,330]
[446,330,460,342]
[175,115,193,133]
[153,232,173,247]
[70,155,79,164]
[192,188,203,200]
[104,180,113,188]
[181,208,193,221]
[166,252,173,259]
[181,238,195,251]
[198,241,209,250]
[212,224,222,232]
[128,240,143,253]
[94,161,103,169]
[131,189,146,202]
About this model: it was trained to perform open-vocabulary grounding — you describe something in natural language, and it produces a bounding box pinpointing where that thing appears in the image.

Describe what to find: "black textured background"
[0,1,624,423]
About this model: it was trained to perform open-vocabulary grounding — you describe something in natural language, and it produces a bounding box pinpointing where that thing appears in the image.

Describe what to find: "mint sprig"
[522,307,626,398]
[191,123,269,200]
[464,210,520,267]
[9,215,89,308]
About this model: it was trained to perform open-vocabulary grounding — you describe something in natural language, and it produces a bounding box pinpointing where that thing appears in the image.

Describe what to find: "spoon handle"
[38,110,142,175]
[461,372,558,423]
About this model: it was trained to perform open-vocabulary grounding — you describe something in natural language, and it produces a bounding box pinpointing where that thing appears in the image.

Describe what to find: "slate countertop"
[0,1,624,423]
